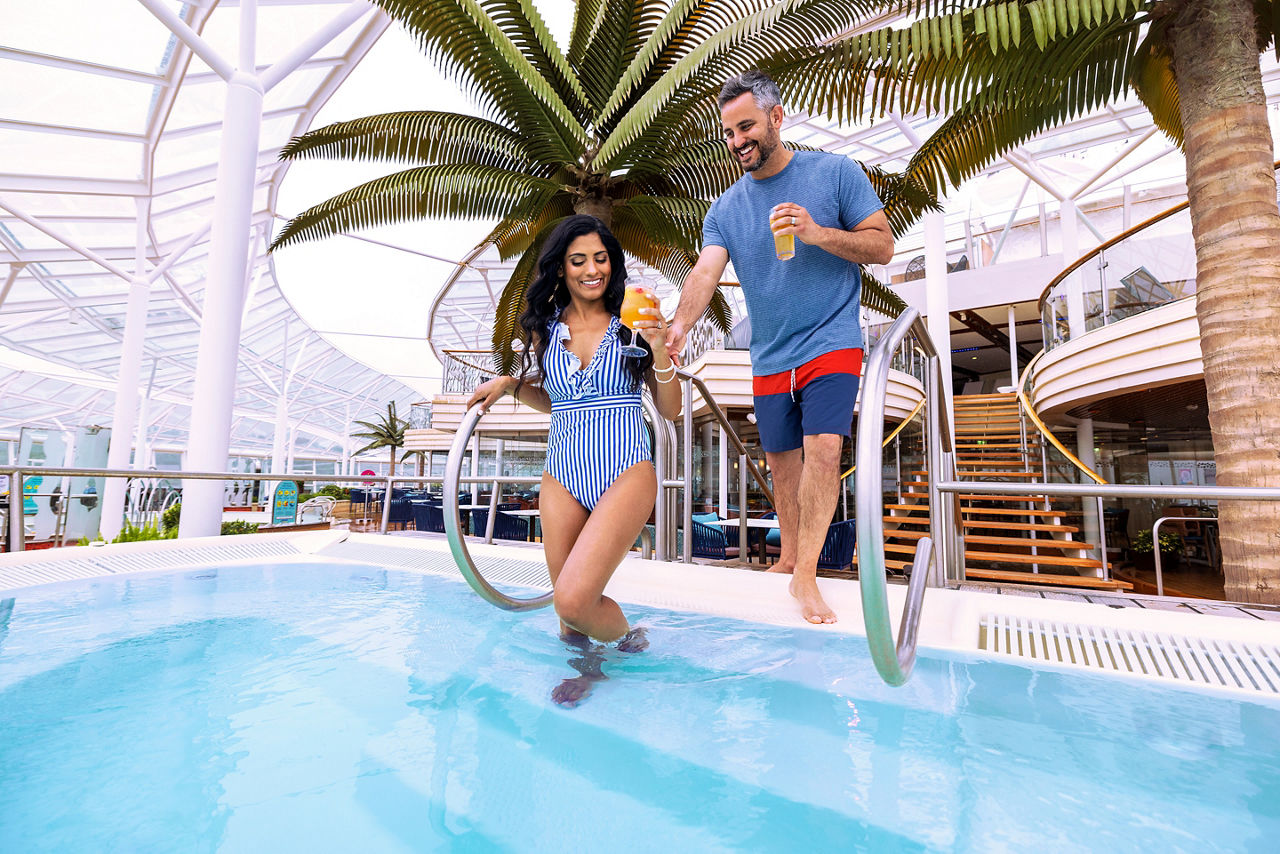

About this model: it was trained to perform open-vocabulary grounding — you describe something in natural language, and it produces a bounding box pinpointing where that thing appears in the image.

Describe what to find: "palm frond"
[569,1,662,116]
[372,0,586,159]
[279,111,539,173]
[1131,29,1184,146]
[491,218,564,375]
[861,269,908,318]
[863,164,943,237]
[270,164,559,251]
[594,0,885,167]
[615,195,710,251]
[628,139,741,200]
[480,195,577,261]
[483,0,592,119]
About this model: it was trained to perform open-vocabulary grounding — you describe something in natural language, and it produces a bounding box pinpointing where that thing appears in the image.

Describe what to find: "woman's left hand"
[632,307,670,354]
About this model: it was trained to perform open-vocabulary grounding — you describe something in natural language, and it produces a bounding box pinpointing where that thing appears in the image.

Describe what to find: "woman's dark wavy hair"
[517,214,652,391]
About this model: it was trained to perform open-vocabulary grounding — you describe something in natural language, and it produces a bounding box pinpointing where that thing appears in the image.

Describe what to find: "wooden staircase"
[878,392,1132,591]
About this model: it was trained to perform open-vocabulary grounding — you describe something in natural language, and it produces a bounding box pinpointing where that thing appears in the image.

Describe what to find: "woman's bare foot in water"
[789,573,837,624]
[616,626,648,653]
[552,632,607,706]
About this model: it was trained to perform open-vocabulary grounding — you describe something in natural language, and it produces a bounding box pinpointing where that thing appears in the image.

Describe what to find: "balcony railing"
[1039,163,1280,352]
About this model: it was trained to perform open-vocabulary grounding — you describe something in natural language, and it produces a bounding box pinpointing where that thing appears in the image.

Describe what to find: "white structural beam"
[0,198,133,281]
[137,0,236,82]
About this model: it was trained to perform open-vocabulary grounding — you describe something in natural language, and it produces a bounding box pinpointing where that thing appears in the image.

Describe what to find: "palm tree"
[762,0,1280,602]
[270,0,937,374]
[351,402,410,476]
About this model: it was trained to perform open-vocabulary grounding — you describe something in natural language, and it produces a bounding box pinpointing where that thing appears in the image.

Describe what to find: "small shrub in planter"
[221,520,260,536]
[1130,529,1183,570]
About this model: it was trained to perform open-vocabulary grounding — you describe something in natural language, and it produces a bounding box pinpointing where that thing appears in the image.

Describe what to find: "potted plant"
[1130,529,1184,572]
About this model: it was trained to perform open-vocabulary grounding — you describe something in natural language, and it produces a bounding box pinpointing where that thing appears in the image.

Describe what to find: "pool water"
[1,562,1277,853]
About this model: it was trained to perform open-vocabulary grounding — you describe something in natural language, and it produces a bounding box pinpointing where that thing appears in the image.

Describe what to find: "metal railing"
[855,307,960,685]
[0,465,461,552]
[1038,163,1280,351]
[676,369,775,563]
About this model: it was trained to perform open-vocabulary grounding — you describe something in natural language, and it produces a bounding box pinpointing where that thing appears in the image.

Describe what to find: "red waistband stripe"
[752,348,863,396]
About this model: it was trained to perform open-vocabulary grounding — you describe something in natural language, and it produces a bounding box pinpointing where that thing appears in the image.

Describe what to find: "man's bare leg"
[765,448,802,575]
[789,434,844,624]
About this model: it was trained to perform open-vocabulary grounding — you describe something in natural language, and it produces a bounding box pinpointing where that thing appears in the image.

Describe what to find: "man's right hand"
[664,319,688,365]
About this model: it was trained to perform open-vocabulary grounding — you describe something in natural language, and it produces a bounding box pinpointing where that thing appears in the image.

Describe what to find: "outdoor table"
[703,517,780,564]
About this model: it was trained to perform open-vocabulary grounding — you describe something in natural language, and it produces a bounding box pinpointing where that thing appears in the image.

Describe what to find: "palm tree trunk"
[1172,0,1280,603]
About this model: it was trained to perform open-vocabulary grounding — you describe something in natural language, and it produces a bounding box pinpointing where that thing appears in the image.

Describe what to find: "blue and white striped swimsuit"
[543,315,652,510]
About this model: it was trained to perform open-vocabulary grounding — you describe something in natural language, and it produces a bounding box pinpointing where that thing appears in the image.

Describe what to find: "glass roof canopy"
[0,0,419,460]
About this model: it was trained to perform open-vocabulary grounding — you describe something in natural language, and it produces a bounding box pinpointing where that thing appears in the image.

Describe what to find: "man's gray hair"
[717,70,782,112]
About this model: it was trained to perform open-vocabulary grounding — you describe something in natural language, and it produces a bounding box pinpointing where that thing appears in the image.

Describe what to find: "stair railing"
[856,307,961,685]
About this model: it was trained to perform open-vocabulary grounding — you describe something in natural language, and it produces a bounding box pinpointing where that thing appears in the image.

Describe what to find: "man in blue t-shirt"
[666,70,894,625]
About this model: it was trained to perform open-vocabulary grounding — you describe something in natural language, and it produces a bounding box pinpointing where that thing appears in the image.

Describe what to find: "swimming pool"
[1,554,1277,852]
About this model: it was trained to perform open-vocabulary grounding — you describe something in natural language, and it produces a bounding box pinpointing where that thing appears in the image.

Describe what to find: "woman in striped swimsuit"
[468,216,682,659]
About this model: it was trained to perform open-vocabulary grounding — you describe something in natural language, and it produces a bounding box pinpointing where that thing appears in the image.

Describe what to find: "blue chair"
[817,519,857,572]
[691,517,741,560]
[388,498,413,530]
[411,503,446,534]
[471,508,529,541]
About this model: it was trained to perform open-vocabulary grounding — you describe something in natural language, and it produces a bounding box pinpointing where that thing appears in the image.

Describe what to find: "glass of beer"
[619,285,660,357]
[770,210,795,261]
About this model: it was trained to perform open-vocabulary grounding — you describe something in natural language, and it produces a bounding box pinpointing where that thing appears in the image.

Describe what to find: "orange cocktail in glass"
[619,285,659,357]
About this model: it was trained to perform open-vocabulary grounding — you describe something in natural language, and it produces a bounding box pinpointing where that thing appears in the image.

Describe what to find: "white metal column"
[1061,199,1086,339]
[924,211,952,402]
[1007,304,1019,388]
[101,199,152,540]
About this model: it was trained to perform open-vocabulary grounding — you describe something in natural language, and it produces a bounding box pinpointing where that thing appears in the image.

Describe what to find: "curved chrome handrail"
[443,404,554,612]
[1016,349,1108,485]
[856,307,953,686]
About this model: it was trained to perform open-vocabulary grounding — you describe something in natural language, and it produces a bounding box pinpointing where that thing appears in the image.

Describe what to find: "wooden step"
[960,535,1094,550]
[955,442,1028,449]
[883,516,1082,534]
[963,507,1077,518]
[959,494,1060,503]
[955,393,1017,402]
[963,519,1080,533]
[885,504,931,513]
[959,471,1043,478]
[964,568,1133,591]
[964,550,1102,568]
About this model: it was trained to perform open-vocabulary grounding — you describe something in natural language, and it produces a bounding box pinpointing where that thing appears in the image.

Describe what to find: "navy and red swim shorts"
[752,348,862,453]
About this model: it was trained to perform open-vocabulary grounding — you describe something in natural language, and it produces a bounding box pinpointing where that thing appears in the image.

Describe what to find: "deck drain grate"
[979,613,1280,695]
[0,541,301,593]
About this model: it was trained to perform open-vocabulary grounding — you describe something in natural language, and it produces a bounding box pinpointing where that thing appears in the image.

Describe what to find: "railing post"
[682,377,694,563]
[6,470,23,553]
[379,476,394,534]
[1096,496,1110,580]
[737,454,748,557]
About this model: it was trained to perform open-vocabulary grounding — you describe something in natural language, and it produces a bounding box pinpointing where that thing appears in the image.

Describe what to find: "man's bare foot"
[766,562,794,575]
[616,626,648,653]
[789,575,837,624]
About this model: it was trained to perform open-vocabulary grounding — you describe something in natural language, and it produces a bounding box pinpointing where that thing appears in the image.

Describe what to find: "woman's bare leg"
[553,462,657,642]
[538,473,590,637]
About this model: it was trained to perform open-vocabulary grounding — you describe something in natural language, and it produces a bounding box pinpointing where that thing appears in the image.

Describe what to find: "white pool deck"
[2,530,1279,704]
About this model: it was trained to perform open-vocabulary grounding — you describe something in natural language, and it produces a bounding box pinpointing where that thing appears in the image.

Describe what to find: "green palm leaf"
[270,164,560,251]
[372,0,586,158]
[491,218,563,375]
[279,111,538,173]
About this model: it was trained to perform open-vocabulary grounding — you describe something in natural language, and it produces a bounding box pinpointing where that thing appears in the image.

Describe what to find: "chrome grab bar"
[856,307,958,686]
[1152,515,1218,597]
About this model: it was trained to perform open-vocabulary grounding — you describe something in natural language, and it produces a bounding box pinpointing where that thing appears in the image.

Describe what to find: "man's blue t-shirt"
[702,150,884,375]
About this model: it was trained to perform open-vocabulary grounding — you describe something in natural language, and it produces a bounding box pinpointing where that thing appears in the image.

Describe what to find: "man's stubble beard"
[740,127,781,174]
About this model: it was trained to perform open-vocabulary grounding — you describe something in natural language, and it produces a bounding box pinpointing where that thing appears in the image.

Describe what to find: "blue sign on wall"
[272,481,298,526]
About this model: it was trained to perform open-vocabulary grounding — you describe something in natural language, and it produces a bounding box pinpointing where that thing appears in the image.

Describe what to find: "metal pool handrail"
[444,393,673,611]
[856,307,958,686]
[444,405,554,611]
